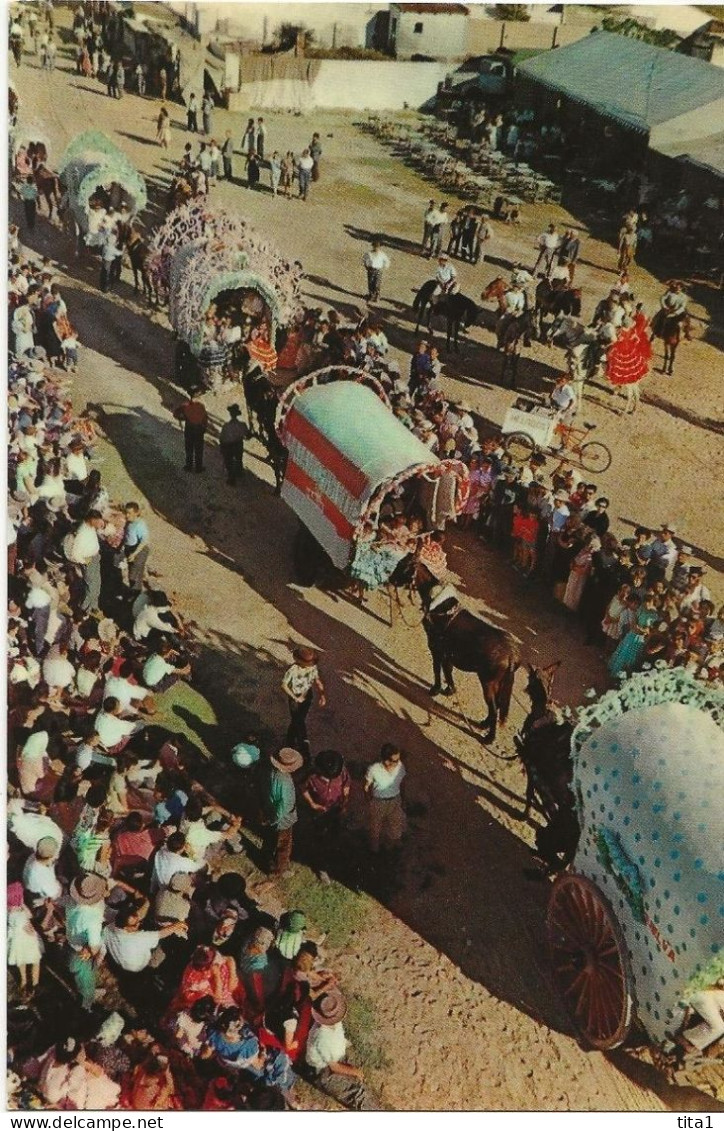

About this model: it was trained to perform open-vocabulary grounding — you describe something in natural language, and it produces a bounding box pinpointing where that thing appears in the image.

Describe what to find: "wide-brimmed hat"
[36,836,58,860]
[227,404,242,417]
[312,989,347,1026]
[271,747,304,774]
[70,873,106,905]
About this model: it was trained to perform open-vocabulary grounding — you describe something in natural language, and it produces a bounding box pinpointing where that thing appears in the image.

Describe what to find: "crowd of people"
[7,242,384,1112]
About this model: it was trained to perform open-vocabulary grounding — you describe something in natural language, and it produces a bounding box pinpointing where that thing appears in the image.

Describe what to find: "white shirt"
[151,848,202,891]
[65,451,89,481]
[23,856,62,900]
[298,155,314,173]
[8,805,63,851]
[104,674,148,712]
[282,663,319,702]
[102,925,161,972]
[133,604,172,640]
[435,263,457,287]
[305,1022,348,1071]
[69,523,100,564]
[538,231,560,251]
[551,383,575,414]
[42,652,76,690]
[502,289,525,316]
[181,818,225,862]
[365,760,406,799]
[95,709,138,750]
[143,654,175,688]
[363,249,390,271]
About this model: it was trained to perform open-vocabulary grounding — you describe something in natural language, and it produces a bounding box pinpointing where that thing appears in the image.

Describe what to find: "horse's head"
[413,561,437,606]
[525,660,561,714]
[481,277,505,303]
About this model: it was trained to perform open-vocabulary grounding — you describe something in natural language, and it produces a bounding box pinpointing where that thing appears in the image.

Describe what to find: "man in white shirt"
[143,640,191,692]
[362,240,390,303]
[550,373,576,426]
[305,990,380,1110]
[103,902,186,973]
[151,831,204,892]
[66,511,105,615]
[94,696,144,753]
[421,199,436,254]
[22,837,62,903]
[428,203,450,258]
[533,223,560,277]
[105,660,151,713]
[432,254,458,298]
[364,743,406,854]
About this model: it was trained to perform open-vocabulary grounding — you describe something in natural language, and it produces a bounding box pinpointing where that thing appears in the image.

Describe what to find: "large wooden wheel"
[546,873,633,1050]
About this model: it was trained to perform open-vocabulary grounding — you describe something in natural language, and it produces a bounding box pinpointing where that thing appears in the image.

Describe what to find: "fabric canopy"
[571,671,724,1045]
[279,373,465,569]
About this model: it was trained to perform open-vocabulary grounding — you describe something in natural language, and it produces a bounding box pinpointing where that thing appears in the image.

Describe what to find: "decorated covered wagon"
[546,669,723,1064]
[275,367,469,588]
[147,202,303,390]
[58,130,147,247]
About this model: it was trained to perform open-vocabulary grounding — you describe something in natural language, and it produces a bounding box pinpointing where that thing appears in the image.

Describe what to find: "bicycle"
[504,418,612,474]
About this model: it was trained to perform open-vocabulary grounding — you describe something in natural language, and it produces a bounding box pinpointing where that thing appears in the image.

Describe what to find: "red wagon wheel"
[546,873,633,1050]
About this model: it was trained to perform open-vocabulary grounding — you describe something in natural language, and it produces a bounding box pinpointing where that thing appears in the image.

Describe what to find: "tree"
[274,22,315,52]
[495,4,531,21]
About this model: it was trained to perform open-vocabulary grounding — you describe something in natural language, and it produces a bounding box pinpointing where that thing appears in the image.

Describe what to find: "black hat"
[227,404,242,417]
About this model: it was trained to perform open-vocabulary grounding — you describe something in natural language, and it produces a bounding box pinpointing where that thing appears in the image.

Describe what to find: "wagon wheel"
[546,873,633,1050]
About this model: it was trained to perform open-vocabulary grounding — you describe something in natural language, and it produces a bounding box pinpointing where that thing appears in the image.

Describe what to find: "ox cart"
[275,368,469,589]
[545,669,723,1078]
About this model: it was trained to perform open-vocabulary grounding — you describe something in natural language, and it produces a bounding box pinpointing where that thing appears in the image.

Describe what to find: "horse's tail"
[497,656,519,726]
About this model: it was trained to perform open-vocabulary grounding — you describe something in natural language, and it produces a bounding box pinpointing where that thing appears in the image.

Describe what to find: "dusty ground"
[11,17,724,1113]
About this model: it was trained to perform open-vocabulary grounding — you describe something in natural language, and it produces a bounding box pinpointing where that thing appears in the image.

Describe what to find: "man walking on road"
[363,240,390,303]
[222,131,234,181]
[533,223,560,277]
[219,404,248,486]
[186,92,198,132]
[282,646,326,759]
[174,387,208,473]
[263,746,304,876]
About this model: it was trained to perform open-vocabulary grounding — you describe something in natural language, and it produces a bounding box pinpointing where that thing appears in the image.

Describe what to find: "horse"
[497,311,535,388]
[534,277,582,342]
[33,163,61,220]
[650,310,691,376]
[412,279,480,352]
[515,661,574,822]
[241,364,287,493]
[414,564,519,743]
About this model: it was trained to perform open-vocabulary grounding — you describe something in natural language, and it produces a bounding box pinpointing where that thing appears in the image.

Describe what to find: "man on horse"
[495,278,526,349]
[432,254,459,299]
[650,280,691,376]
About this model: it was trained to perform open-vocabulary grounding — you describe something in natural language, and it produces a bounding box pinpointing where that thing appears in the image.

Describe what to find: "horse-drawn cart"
[275,367,469,586]
[546,670,723,1064]
[147,202,303,391]
[58,131,147,247]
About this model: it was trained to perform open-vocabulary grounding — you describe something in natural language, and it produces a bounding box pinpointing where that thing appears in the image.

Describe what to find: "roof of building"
[393,4,470,15]
[517,30,724,132]
[655,130,724,178]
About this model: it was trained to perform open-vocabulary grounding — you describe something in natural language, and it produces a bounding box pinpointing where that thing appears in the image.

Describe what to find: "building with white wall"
[388,3,470,59]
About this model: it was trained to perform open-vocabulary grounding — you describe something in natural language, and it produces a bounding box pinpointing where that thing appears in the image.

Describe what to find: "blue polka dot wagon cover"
[570,670,724,1045]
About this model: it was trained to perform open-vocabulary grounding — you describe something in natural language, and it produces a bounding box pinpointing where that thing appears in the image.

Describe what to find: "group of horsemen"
[422,242,692,389]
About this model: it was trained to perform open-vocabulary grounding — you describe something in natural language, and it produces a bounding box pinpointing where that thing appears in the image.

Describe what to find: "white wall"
[391,8,469,59]
[313,59,449,107]
[167,2,383,47]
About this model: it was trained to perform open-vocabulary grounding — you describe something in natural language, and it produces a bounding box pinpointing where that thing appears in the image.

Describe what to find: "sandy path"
[12,31,724,1111]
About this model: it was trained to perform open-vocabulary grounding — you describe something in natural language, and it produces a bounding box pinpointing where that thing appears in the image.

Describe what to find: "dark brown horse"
[242,364,287,493]
[33,163,61,220]
[650,309,691,376]
[125,230,155,304]
[415,565,518,742]
[516,661,574,822]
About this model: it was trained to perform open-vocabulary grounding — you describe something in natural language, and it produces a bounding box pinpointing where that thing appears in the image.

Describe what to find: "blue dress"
[609,607,657,677]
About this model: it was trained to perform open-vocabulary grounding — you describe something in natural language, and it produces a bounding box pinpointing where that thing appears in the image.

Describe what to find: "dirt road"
[12,26,724,1112]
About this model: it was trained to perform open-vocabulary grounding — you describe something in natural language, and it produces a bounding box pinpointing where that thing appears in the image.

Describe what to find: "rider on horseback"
[432,254,459,299]
[651,280,691,341]
[496,278,526,348]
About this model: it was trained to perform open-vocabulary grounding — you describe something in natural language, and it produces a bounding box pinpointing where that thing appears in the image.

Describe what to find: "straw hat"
[312,989,348,1026]
[271,747,304,774]
[70,873,106,905]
